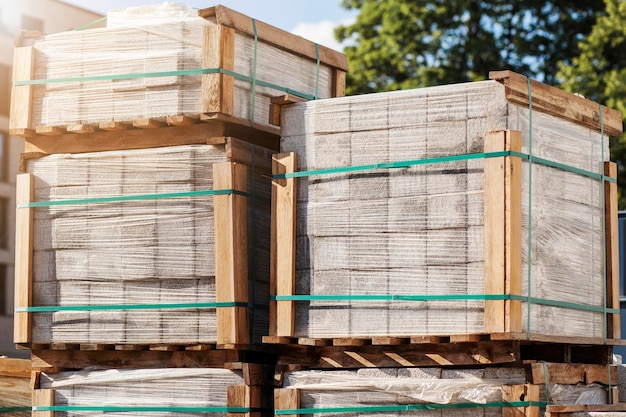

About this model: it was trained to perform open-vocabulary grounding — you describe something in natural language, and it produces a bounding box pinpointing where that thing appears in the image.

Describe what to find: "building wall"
[0,0,102,358]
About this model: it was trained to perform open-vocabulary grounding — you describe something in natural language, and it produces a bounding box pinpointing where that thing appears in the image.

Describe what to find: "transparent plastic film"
[39,368,244,417]
[280,80,610,339]
[18,2,333,129]
[27,144,271,345]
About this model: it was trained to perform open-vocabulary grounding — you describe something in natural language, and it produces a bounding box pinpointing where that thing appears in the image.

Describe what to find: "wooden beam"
[269,95,306,126]
[198,6,348,72]
[502,385,539,417]
[214,162,249,346]
[225,137,274,171]
[0,358,31,378]
[604,161,620,339]
[484,130,522,334]
[14,173,34,344]
[202,25,235,116]
[489,70,623,137]
[10,47,36,136]
[332,70,347,97]
[228,385,260,417]
[270,153,297,337]
[274,388,300,417]
[32,389,54,417]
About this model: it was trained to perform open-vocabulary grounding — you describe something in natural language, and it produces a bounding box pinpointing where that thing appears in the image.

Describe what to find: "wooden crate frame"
[31,363,269,417]
[14,137,274,349]
[10,5,347,143]
[268,130,621,345]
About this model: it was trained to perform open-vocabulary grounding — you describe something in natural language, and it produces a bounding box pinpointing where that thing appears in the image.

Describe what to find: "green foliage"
[336,0,602,95]
[557,0,626,208]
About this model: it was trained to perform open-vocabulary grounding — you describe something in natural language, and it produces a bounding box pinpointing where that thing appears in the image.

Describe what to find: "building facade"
[0,0,102,357]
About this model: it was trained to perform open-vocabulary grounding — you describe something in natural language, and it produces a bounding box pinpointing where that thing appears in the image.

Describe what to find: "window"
[0,64,10,117]
[0,131,6,181]
[0,198,6,250]
[21,14,43,32]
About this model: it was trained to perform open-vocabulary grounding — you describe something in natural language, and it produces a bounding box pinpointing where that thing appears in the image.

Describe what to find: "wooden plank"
[546,404,626,414]
[484,130,522,334]
[9,46,35,135]
[23,122,278,154]
[166,115,199,126]
[35,126,66,136]
[332,70,347,97]
[14,173,34,344]
[492,331,624,345]
[605,161,620,339]
[32,389,54,417]
[490,70,623,137]
[133,118,166,129]
[528,362,585,384]
[198,6,348,72]
[269,94,307,126]
[66,124,97,134]
[585,364,618,385]
[202,25,235,115]
[227,386,249,417]
[271,153,297,337]
[282,340,520,369]
[242,363,268,386]
[274,388,300,417]
[371,337,408,345]
[30,349,244,371]
[225,137,275,171]
[99,121,132,131]
[214,162,249,346]
[0,358,31,378]
[450,334,485,343]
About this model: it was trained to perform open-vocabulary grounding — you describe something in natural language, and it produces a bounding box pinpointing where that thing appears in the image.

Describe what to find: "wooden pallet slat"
[14,173,34,345]
[10,46,35,136]
[605,161,620,339]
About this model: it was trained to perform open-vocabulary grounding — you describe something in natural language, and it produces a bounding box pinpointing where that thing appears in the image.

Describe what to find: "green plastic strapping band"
[275,401,547,415]
[272,294,618,314]
[33,406,254,413]
[314,43,320,99]
[526,76,534,341]
[16,301,247,313]
[14,68,318,101]
[274,150,616,183]
[0,406,31,413]
[250,18,259,127]
[72,16,107,31]
[16,188,247,209]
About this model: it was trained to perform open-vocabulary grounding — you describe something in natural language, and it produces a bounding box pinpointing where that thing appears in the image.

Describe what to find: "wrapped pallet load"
[10,2,346,142]
[269,71,623,343]
[15,139,273,347]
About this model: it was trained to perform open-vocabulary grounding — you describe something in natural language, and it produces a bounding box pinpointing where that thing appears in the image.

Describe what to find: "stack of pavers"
[266,72,626,416]
[9,2,346,415]
[11,3,626,417]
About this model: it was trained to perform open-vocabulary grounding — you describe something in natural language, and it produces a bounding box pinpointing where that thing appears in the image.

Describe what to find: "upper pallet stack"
[10,2,347,150]
[269,71,623,345]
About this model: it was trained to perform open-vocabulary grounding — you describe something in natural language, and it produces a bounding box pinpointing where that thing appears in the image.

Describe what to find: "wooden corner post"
[32,389,54,417]
[604,161,620,340]
[274,388,300,417]
[484,130,522,334]
[214,162,249,346]
[270,153,297,337]
[14,173,34,344]
[502,384,539,417]
[10,47,36,136]
[202,25,235,116]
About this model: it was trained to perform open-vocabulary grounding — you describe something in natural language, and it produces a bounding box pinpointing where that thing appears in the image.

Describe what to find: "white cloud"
[291,17,355,53]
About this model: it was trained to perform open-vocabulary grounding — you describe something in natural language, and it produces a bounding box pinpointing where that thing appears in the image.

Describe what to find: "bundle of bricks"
[9,2,626,417]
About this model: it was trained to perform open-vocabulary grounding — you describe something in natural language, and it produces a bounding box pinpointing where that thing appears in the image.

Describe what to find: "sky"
[59,0,357,52]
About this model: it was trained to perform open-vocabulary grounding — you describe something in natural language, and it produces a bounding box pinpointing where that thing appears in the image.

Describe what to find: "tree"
[336,0,603,95]
[557,0,626,208]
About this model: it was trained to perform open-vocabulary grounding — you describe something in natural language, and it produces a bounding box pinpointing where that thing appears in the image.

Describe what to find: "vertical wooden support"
[502,384,538,417]
[604,161,620,340]
[14,173,34,344]
[32,389,54,417]
[214,162,248,346]
[228,385,261,417]
[484,130,522,334]
[270,153,297,337]
[332,70,346,97]
[10,47,36,136]
[274,388,300,417]
[202,25,235,116]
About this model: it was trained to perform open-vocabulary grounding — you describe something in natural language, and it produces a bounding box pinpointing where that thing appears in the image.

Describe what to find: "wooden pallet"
[14,137,274,348]
[10,5,347,140]
[269,130,621,344]
[266,335,614,369]
[545,404,626,416]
